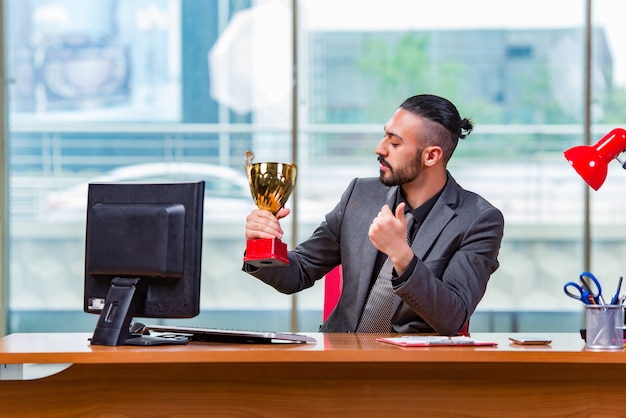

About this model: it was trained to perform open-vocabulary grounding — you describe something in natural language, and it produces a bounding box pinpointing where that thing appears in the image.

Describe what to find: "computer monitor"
[83,181,205,346]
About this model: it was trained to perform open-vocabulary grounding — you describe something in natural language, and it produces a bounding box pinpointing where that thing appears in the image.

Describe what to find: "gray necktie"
[356,211,414,332]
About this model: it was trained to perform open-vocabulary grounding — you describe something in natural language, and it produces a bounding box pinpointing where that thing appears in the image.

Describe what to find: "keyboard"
[145,324,317,344]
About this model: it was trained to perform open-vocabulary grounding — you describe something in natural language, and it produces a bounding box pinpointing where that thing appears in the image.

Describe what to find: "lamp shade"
[564,128,626,191]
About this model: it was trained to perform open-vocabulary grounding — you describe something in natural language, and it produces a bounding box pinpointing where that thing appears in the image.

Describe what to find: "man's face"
[375,108,425,187]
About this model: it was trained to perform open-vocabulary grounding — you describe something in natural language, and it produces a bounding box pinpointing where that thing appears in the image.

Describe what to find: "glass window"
[589,1,626,302]
[297,0,588,331]
[6,0,295,333]
[6,0,625,335]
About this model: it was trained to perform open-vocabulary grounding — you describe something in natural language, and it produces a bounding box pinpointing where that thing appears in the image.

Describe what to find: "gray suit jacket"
[244,173,505,335]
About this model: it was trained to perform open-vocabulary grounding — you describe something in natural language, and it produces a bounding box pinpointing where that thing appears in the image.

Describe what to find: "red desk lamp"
[564,128,626,190]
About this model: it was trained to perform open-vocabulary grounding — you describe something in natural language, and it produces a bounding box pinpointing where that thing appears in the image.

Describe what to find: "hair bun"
[459,118,474,139]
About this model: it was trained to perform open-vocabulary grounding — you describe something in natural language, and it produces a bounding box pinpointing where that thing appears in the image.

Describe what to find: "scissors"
[563,272,604,305]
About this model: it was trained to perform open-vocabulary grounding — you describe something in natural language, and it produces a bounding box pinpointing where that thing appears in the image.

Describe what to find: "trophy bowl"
[244,151,297,267]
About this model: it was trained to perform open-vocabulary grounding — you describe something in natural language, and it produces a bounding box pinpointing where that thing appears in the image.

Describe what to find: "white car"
[43,162,327,225]
[44,162,256,223]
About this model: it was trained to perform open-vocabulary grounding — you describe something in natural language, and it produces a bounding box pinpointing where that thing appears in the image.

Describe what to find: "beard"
[378,152,423,186]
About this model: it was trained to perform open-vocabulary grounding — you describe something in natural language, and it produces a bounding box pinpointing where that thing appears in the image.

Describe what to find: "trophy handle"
[245,151,254,177]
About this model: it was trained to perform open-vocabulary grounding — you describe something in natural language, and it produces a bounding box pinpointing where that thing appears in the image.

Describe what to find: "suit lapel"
[390,177,458,318]
[411,177,457,259]
[351,178,459,327]
[353,185,399,327]
[411,205,454,259]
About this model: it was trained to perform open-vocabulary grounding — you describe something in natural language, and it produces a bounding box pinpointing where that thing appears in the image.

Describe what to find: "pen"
[611,276,623,305]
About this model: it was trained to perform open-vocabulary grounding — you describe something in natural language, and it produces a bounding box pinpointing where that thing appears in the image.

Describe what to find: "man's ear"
[422,146,443,167]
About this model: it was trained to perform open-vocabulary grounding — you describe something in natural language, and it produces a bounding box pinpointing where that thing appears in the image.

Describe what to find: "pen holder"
[584,305,624,350]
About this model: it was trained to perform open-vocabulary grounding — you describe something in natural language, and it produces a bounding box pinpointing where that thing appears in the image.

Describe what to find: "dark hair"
[400,94,473,163]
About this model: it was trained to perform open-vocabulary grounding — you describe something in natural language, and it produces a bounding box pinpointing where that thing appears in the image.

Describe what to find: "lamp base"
[244,238,289,267]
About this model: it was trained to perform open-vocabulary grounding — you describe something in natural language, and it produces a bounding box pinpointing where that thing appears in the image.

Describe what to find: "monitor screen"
[83,181,204,346]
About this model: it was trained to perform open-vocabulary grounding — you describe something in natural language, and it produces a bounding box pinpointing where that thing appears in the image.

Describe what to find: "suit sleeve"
[241,178,357,294]
[393,204,504,336]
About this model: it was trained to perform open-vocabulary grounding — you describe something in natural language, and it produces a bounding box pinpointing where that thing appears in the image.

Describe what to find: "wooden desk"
[0,332,625,417]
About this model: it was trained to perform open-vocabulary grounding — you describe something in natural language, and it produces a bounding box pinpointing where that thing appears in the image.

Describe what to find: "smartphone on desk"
[509,336,552,345]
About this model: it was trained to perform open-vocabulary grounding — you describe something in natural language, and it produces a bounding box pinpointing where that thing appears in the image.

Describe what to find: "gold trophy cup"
[244,151,297,267]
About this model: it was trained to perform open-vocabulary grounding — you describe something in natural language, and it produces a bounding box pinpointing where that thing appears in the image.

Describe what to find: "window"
[4,0,625,335]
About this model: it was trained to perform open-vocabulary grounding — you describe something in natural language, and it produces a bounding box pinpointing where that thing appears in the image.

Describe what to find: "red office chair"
[322,264,470,336]
[323,265,343,321]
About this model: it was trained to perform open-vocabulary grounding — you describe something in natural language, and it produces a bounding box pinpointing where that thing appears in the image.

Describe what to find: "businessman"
[243,94,504,335]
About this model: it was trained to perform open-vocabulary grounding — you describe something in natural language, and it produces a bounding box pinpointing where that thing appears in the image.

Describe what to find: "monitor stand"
[90,277,189,346]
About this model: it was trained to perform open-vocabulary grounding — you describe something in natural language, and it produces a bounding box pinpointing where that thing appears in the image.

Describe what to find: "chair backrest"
[458,320,470,336]
[322,264,470,335]
[323,265,343,321]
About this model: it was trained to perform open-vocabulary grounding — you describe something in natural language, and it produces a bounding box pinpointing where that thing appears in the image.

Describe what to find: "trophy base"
[244,238,290,267]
